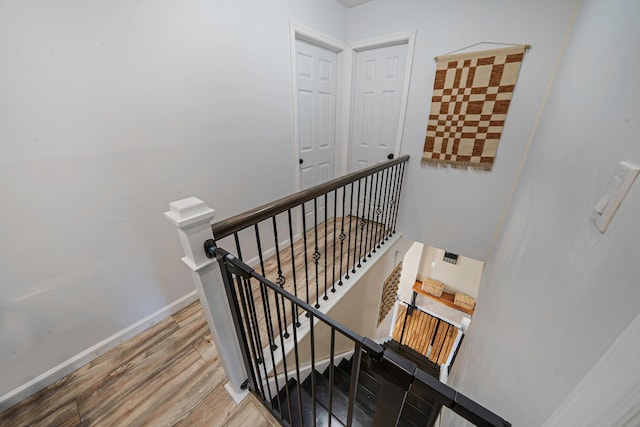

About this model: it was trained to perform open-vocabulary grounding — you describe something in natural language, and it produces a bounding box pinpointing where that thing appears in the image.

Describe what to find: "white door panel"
[296,38,338,227]
[350,43,408,171]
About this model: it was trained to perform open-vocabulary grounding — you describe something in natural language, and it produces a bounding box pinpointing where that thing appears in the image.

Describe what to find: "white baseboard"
[0,290,199,413]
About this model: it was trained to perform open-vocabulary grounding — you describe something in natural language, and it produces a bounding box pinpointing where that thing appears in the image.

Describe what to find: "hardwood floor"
[0,301,279,427]
[0,216,391,426]
[392,305,458,365]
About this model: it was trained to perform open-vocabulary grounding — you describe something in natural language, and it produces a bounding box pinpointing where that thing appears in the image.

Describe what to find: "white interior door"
[349,43,408,171]
[295,38,338,225]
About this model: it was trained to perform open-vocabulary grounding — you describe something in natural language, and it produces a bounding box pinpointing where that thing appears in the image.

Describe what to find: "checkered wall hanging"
[422,45,527,171]
[378,262,402,327]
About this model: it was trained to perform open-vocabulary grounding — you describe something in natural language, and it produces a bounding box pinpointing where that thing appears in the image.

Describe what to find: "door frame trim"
[347,30,416,166]
[289,21,351,193]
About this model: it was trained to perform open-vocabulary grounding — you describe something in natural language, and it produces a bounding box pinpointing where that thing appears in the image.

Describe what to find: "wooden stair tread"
[272,378,343,427]
[302,370,372,427]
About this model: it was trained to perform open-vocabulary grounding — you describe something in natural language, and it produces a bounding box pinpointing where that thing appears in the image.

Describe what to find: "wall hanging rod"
[434,41,531,62]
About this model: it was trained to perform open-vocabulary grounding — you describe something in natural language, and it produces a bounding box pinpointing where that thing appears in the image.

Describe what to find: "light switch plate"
[593,161,640,233]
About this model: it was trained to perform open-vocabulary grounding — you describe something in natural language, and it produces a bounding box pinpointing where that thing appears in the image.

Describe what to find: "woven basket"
[454,292,476,310]
[421,278,444,297]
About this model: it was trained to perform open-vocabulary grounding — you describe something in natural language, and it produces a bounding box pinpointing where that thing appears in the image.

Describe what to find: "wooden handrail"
[211,155,410,239]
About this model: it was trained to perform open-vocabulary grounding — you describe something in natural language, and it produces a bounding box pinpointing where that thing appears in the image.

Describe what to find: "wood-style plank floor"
[0,301,279,427]
[392,305,458,365]
[0,216,391,426]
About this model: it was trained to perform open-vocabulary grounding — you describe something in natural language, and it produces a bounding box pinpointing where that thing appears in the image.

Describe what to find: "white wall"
[397,241,423,303]
[448,0,640,426]
[418,246,484,299]
[347,0,581,261]
[0,0,347,400]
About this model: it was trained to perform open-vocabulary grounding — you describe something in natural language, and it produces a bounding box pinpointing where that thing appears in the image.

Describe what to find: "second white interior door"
[349,43,408,171]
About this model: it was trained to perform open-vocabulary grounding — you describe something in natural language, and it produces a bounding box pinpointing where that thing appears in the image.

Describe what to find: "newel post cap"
[164,197,215,228]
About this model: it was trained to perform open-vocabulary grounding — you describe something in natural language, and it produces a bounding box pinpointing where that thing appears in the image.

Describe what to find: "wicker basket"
[421,278,444,297]
[454,292,476,310]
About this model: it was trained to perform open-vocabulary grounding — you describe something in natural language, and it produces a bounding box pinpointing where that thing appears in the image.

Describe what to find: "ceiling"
[336,0,374,8]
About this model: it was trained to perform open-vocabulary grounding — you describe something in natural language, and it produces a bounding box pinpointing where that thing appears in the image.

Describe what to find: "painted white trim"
[395,31,416,158]
[0,291,199,413]
[224,381,249,404]
[291,22,347,53]
[349,30,416,51]
[346,30,417,165]
[289,21,349,193]
[337,46,354,178]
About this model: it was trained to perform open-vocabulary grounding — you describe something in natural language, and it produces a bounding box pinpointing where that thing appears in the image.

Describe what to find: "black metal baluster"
[381,167,393,242]
[255,224,277,350]
[432,318,443,359]
[356,178,365,269]
[338,186,346,286]
[346,342,363,427]
[291,300,304,425]
[371,171,382,254]
[287,209,301,327]
[310,313,317,427]
[235,275,264,400]
[273,284,293,423]
[243,276,266,367]
[373,171,385,252]
[377,168,389,246]
[313,198,320,309]
[234,229,267,376]
[391,162,407,234]
[243,276,274,405]
[234,232,243,260]
[388,164,402,238]
[323,193,328,301]
[331,190,337,293]
[272,216,290,339]
[262,282,283,415]
[400,303,410,347]
[364,172,375,260]
[301,204,311,308]
[346,182,355,278]
[328,328,335,427]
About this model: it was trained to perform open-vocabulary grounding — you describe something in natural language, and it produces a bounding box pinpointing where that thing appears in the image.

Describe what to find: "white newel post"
[164,197,248,403]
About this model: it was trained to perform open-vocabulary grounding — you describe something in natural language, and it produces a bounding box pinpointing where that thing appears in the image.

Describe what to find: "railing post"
[164,197,248,403]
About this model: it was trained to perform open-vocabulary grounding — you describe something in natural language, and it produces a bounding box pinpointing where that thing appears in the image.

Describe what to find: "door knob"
[387,153,394,160]
[299,158,304,164]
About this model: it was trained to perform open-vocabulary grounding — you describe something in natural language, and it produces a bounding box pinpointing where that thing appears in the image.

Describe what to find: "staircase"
[271,353,435,427]
[383,339,440,379]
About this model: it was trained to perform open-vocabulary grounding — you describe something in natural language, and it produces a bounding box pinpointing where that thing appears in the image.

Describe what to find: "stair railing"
[213,155,408,305]
[210,157,408,358]
[214,246,512,427]
[214,245,384,426]
[166,157,408,401]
